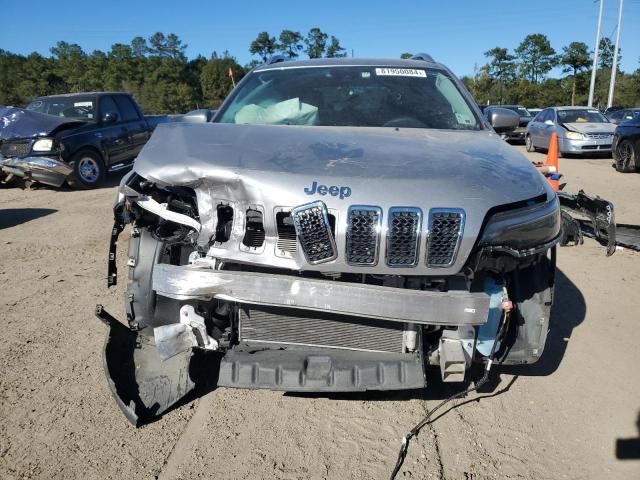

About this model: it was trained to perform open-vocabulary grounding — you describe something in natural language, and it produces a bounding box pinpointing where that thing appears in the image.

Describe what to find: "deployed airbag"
[235,98,318,125]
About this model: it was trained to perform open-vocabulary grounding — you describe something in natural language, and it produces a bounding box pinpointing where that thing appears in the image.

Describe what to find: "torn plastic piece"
[558,190,616,256]
[135,195,201,232]
[616,224,640,252]
[107,204,126,287]
[154,305,218,361]
[95,304,196,426]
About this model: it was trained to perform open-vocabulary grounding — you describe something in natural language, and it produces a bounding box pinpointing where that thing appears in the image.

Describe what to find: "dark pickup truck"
[0,92,172,188]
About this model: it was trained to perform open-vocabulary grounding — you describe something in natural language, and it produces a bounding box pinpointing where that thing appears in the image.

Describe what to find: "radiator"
[239,305,407,354]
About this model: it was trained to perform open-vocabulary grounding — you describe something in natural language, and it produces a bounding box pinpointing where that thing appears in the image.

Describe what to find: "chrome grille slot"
[291,201,337,264]
[346,206,382,266]
[276,211,297,255]
[239,306,406,353]
[386,207,422,267]
[427,209,464,267]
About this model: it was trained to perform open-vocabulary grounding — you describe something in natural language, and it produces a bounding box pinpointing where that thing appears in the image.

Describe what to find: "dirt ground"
[1,146,639,480]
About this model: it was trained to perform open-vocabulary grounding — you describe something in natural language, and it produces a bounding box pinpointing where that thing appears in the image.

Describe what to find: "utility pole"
[588,0,605,107]
[607,0,624,108]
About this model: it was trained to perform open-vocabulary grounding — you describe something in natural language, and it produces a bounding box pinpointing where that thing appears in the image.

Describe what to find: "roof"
[554,106,600,110]
[486,104,525,108]
[33,92,129,99]
[253,57,441,72]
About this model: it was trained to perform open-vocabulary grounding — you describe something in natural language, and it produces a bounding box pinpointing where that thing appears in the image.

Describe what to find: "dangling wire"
[389,305,511,480]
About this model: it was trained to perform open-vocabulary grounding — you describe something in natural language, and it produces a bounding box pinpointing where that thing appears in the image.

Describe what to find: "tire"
[66,149,105,189]
[615,140,636,173]
[525,134,535,152]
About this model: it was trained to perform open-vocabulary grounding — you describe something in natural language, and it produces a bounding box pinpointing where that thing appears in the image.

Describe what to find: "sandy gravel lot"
[1,146,639,479]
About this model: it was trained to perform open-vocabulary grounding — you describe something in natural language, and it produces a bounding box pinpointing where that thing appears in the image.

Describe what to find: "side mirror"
[544,119,554,126]
[488,107,519,133]
[102,111,118,124]
[180,109,216,123]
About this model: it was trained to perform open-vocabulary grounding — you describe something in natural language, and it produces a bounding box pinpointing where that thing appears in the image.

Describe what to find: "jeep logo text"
[304,181,352,199]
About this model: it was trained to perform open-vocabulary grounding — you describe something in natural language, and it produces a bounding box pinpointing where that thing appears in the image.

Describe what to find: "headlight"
[565,131,584,140]
[479,196,561,251]
[32,138,54,152]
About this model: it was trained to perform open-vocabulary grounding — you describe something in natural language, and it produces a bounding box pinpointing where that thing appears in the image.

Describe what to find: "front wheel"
[525,134,535,152]
[67,150,105,189]
[615,140,636,173]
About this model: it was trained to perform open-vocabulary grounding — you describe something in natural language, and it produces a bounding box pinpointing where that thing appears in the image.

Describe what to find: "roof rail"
[267,55,287,65]
[411,53,435,63]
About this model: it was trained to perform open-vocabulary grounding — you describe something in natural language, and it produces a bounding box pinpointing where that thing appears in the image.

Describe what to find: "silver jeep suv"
[98,55,560,425]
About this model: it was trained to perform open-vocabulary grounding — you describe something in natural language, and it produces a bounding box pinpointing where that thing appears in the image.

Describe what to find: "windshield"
[26,96,95,121]
[218,66,480,130]
[557,109,609,124]
[505,106,531,117]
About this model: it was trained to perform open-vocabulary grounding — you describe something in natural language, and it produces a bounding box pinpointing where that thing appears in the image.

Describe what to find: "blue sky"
[1,0,639,76]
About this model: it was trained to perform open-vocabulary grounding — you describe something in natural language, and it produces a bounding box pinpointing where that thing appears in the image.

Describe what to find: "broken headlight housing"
[479,195,561,251]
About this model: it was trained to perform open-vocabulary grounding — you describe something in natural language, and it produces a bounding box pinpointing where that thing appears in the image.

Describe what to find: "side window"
[623,110,634,120]
[608,111,622,121]
[114,96,141,122]
[536,109,549,122]
[99,96,122,122]
[547,109,556,123]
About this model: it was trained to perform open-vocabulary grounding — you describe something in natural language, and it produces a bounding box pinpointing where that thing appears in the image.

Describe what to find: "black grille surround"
[386,207,422,267]
[346,206,382,266]
[426,209,465,267]
[291,201,338,264]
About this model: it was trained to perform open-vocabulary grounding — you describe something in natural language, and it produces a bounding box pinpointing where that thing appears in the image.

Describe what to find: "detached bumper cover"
[1,155,72,187]
[152,264,491,326]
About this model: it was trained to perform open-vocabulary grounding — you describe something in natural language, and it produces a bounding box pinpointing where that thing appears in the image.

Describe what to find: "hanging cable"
[389,303,511,480]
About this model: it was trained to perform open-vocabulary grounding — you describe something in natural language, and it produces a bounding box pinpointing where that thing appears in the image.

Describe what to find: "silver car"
[97,55,564,425]
[526,106,615,156]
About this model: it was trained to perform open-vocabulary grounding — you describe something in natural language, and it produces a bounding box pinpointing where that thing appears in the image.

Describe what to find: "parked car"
[526,106,615,156]
[0,92,176,188]
[528,108,543,116]
[95,55,573,425]
[606,108,640,125]
[483,104,533,143]
[612,113,640,172]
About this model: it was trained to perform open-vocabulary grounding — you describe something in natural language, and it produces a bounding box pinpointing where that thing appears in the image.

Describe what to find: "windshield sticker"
[375,68,426,77]
[74,101,93,107]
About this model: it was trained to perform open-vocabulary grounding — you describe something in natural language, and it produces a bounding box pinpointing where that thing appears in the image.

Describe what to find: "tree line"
[0,29,346,114]
[1,30,638,115]
[460,33,639,108]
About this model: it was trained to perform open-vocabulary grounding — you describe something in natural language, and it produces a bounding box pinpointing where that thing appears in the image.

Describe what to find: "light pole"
[607,0,624,108]
[588,0,605,107]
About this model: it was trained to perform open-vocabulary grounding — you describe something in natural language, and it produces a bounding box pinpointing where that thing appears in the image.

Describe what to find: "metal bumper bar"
[1,156,72,187]
[152,264,490,325]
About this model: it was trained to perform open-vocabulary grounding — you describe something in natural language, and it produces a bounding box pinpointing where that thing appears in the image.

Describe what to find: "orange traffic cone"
[545,133,560,191]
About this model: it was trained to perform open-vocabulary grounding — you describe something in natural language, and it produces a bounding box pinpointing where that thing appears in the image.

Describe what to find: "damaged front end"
[99,163,561,425]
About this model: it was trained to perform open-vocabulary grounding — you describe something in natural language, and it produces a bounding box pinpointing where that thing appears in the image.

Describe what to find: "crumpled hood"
[561,122,616,134]
[136,122,546,203]
[132,122,551,275]
[0,107,86,141]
